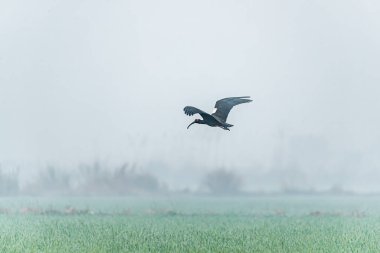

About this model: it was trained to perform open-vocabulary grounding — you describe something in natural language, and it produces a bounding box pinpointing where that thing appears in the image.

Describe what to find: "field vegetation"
[0,196,379,252]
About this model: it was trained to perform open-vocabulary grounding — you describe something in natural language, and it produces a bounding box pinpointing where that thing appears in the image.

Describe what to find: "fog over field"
[1,0,380,194]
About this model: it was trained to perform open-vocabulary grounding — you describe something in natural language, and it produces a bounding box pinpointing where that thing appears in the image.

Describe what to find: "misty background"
[1,0,380,195]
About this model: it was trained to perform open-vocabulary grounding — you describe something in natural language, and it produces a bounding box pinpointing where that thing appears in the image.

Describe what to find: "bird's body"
[184,96,252,131]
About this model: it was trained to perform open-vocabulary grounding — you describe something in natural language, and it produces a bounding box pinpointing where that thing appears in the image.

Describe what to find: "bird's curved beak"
[187,121,196,129]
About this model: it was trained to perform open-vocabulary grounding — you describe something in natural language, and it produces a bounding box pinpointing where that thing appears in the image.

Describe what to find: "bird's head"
[187,119,202,129]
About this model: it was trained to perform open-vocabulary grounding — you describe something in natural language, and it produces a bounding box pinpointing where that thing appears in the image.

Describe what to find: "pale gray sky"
[1,0,380,191]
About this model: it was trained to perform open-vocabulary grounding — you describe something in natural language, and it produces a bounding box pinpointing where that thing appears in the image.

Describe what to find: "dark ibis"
[184,96,252,131]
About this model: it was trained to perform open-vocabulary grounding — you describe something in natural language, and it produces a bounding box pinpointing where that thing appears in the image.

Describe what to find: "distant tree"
[0,167,19,196]
[202,169,242,195]
[23,166,72,195]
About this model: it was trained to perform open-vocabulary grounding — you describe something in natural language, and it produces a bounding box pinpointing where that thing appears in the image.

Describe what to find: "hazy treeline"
[0,162,244,196]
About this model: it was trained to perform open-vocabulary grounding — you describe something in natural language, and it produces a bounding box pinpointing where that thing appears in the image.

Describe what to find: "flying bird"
[184,96,252,131]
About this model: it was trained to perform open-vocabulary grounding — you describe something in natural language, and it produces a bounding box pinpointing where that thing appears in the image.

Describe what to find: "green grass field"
[0,196,379,252]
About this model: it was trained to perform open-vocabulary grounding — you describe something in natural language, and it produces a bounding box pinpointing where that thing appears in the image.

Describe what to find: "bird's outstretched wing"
[183,106,211,120]
[212,96,252,122]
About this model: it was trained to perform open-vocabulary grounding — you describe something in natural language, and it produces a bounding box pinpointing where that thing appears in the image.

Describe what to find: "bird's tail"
[226,123,234,127]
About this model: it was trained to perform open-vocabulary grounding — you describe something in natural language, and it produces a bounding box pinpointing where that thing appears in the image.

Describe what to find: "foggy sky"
[1,0,380,192]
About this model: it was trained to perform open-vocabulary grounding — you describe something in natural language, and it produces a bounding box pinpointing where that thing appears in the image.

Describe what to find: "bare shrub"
[15,162,165,196]
[76,162,164,195]
[202,169,242,195]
